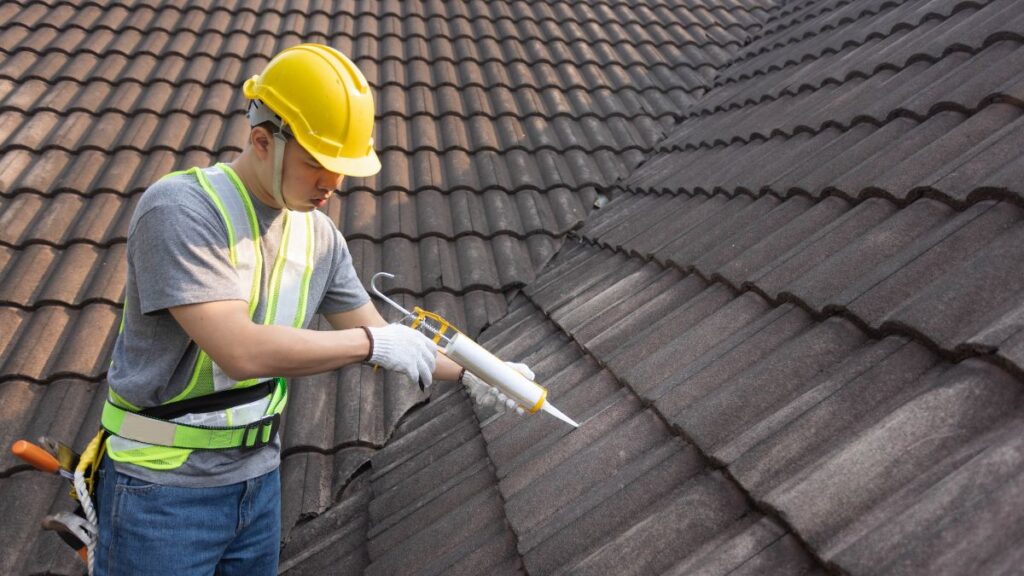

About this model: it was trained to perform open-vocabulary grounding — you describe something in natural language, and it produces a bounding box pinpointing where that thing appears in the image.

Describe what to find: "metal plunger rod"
[369,272,452,345]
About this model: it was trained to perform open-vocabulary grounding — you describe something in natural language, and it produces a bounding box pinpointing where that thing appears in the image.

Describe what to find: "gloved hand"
[366,324,438,389]
[461,362,534,416]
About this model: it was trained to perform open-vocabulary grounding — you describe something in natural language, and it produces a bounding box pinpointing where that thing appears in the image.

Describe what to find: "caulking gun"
[370,272,579,428]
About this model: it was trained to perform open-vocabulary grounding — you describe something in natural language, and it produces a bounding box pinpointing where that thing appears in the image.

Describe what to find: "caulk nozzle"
[541,402,579,428]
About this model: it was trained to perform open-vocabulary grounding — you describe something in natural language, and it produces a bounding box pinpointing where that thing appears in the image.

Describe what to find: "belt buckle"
[241,413,280,450]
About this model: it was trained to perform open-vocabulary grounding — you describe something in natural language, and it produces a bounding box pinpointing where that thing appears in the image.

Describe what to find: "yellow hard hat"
[243,43,380,177]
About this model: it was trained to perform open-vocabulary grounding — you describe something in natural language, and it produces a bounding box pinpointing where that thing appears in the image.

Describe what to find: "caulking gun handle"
[11,440,61,474]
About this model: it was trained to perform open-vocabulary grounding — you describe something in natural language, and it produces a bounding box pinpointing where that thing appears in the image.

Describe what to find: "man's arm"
[324,302,464,382]
[169,299,462,382]
[169,299,371,381]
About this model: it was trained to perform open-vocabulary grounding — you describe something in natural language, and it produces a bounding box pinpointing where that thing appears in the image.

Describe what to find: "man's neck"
[229,151,281,211]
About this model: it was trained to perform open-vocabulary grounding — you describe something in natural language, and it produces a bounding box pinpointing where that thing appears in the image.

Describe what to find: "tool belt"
[101,379,286,450]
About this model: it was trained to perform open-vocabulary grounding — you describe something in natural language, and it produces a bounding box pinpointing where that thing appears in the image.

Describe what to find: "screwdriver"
[11,440,75,480]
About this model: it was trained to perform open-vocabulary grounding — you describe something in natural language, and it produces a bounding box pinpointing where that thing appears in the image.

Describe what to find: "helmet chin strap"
[246,100,294,210]
[271,131,291,211]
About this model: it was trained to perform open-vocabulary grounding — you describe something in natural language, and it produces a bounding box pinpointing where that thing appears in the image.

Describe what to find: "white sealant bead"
[505,398,516,411]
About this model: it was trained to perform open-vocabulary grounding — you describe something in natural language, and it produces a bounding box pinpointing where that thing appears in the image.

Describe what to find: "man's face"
[279,138,344,212]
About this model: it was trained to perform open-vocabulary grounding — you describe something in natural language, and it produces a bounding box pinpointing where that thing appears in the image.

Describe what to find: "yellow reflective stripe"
[267,379,288,414]
[219,163,263,319]
[108,387,141,412]
[194,168,237,266]
[118,293,127,334]
[173,351,210,404]
[110,294,128,370]
[172,167,233,404]
[295,213,314,327]
[265,212,292,325]
[106,441,191,470]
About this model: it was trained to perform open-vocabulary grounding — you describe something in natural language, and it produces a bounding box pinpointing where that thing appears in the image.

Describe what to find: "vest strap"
[140,379,276,420]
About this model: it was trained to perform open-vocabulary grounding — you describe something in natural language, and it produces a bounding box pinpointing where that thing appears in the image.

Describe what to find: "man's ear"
[250,126,273,160]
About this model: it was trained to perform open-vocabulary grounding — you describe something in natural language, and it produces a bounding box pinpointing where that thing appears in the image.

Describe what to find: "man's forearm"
[233,323,371,380]
[235,322,464,383]
[435,352,464,382]
[326,301,463,383]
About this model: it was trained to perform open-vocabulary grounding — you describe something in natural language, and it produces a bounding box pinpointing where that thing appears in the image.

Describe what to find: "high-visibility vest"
[101,163,315,470]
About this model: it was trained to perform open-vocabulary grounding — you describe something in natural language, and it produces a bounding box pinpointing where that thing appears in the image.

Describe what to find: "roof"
[4,0,1024,574]
[0,0,764,573]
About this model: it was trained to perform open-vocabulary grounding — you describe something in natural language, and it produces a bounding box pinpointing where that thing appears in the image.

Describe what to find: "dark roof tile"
[935,111,1024,193]
[846,200,1021,326]
[664,514,787,576]
[652,195,761,262]
[785,199,953,310]
[468,293,818,569]
[672,316,868,450]
[750,198,894,297]
[692,194,805,272]
[891,217,1024,355]
[620,292,775,397]
[278,479,369,576]
[527,216,1024,571]
[596,193,703,249]
[831,414,1024,575]
[0,304,119,382]
[368,388,469,478]
[504,406,676,529]
[280,450,355,534]
[566,472,753,575]
[767,359,1022,554]
[551,260,665,331]
[721,533,827,576]
[585,272,705,359]
[367,461,493,554]
[874,105,1023,195]
[370,423,486,519]
[490,386,633,490]
[518,440,699,573]
[366,486,512,576]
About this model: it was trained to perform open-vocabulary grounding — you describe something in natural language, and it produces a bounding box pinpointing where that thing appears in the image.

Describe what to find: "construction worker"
[91,44,486,575]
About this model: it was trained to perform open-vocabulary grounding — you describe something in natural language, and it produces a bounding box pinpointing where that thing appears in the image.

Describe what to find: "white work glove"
[461,362,534,416]
[367,324,438,389]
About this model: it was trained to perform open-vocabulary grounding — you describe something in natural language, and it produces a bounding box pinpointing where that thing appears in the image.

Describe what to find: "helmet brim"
[311,148,381,178]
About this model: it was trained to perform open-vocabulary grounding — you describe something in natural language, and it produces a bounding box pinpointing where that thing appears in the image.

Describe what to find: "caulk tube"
[444,333,547,413]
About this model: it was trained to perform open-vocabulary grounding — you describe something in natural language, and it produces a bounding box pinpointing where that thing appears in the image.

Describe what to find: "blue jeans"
[94,455,280,576]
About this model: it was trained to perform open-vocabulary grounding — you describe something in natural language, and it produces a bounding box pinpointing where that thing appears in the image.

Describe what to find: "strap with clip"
[101,379,287,451]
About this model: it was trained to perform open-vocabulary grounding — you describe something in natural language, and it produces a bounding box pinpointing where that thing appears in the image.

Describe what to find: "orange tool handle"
[11,440,61,474]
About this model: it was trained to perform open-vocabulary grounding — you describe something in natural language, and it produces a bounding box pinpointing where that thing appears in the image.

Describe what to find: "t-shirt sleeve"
[130,203,246,315]
[317,226,371,315]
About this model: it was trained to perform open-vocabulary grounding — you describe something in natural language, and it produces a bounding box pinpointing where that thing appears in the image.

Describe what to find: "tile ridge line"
[568,238,1024,385]
[0,45,732,76]
[712,0,992,88]
[683,34,1024,121]
[0,21,752,52]
[9,0,772,21]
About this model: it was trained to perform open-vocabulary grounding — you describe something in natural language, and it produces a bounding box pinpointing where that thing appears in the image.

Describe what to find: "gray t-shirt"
[107,168,369,487]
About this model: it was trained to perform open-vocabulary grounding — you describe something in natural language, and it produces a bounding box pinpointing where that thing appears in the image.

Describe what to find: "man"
[93,44,510,575]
